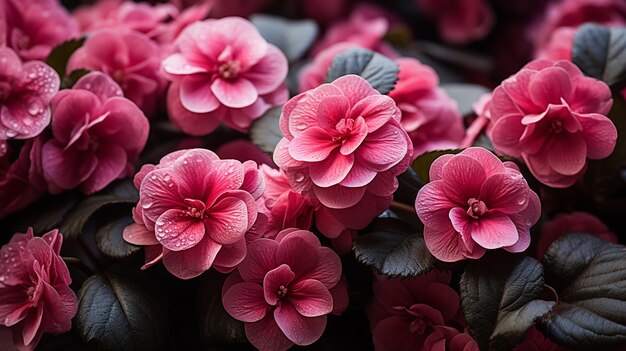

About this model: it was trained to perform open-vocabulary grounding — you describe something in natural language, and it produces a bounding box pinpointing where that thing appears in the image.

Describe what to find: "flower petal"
[223,282,268,323]
[479,174,529,214]
[309,150,354,187]
[349,95,399,133]
[441,155,486,205]
[239,238,279,283]
[468,213,519,249]
[211,78,258,108]
[204,197,249,245]
[300,247,342,287]
[243,45,288,95]
[313,183,366,209]
[264,264,296,306]
[288,127,337,162]
[155,209,205,251]
[161,239,221,279]
[162,53,207,75]
[274,302,327,346]
[416,181,456,231]
[180,75,220,113]
[288,279,333,317]
[423,225,470,262]
[245,315,294,351]
[356,123,407,171]
[547,132,587,176]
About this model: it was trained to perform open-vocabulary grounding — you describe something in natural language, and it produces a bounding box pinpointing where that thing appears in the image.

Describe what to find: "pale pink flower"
[274,74,413,232]
[0,228,77,351]
[123,148,267,279]
[389,58,464,159]
[298,42,360,93]
[0,47,60,150]
[417,0,495,44]
[367,270,472,351]
[311,4,396,57]
[67,29,166,116]
[161,17,288,134]
[0,0,79,61]
[487,60,617,188]
[222,229,348,351]
[415,147,541,262]
[41,72,149,194]
[0,139,46,219]
[533,0,626,56]
[537,211,617,258]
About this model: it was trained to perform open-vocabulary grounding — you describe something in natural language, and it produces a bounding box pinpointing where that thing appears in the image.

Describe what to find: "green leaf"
[460,254,555,351]
[412,149,462,183]
[250,106,283,155]
[353,218,435,277]
[196,271,247,346]
[573,24,626,87]
[326,48,399,95]
[76,268,169,351]
[441,83,490,117]
[46,37,86,77]
[60,180,138,238]
[540,233,626,349]
[251,14,318,62]
[95,213,140,259]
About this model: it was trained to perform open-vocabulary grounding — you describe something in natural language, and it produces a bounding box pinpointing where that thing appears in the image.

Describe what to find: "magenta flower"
[161,17,288,134]
[310,5,397,57]
[487,60,617,188]
[275,74,413,232]
[0,139,46,220]
[415,147,540,262]
[0,228,78,351]
[0,0,78,61]
[0,47,60,151]
[513,327,568,351]
[259,165,316,239]
[222,229,348,351]
[367,270,471,351]
[417,0,494,44]
[123,148,267,279]
[537,211,617,259]
[389,58,464,159]
[67,29,166,116]
[41,72,149,194]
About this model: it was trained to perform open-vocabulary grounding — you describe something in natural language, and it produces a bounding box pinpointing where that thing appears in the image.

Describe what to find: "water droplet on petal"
[163,174,171,182]
[296,123,307,130]
[294,173,305,182]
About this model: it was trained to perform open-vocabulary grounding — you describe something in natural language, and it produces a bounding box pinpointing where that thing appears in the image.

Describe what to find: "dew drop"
[163,174,171,182]
[294,173,305,182]
[5,129,17,138]
[151,175,157,180]
[296,123,307,130]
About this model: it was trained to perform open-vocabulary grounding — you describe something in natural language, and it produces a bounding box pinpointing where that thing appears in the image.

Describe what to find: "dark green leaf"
[540,233,626,349]
[250,106,283,154]
[251,14,318,61]
[573,24,626,87]
[460,254,555,351]
[326,48,399,94]
[353,218,434,277]
[412,149,462,182]
[441,83,490,117]
[76,268,168,351]
[60,180,138,238]
[95,214,140,259]
[196,271,247,346]
[46,37,86,77]
[7,192,80,234]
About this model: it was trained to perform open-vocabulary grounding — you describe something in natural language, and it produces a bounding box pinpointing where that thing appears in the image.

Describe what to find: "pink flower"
[415,147,541,262]
[487,60,617,188]
[123,148,267,279]
[73,0,178,40]
[0,139,46,219]
[67,29,166,116]
[222,229,348,351]
[171,0,272,18]
[161,17,288,134]
[513,327,568,351]
[0,47,60,149]
[259,165,316,239]
[0,228,78,351]
[298,42,360,93]
[417,0,494,44]
[274,74,413,232]
[367,270,473,351]
[0,0,79,61]
[536,27,576,61]
[389,58,464,159]
[41,72,149,194]
[533,0,626,56]
[311,5,396,57]
[537,211,617,258]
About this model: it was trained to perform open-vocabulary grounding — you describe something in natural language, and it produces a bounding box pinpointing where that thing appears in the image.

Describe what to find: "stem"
[62,257,93,275]
[460,114,489,148]
[390,201,416,215]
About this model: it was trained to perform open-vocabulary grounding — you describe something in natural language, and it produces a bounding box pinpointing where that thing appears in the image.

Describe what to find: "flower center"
[550,119,563,134]
[467,198,487,218]
[26,286,35,300]
[336,118,355,134]
[184,198,206,219]
[218,60,241,80]
[186,206,204,219]
[0,81,11,101]
[277,285,288,298]
[408,317,427,334]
